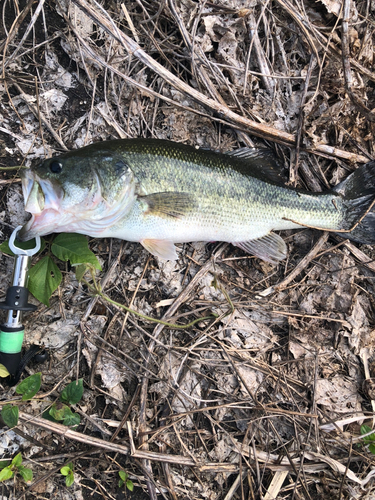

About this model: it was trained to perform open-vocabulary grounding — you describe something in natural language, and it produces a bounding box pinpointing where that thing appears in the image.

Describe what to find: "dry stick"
[1,0,33,130]
[33,76,46,149]
[268,421,312,500]
[16,410,236,470]
[291,352,320,500]
[121,254,150,333]
[3,0,46,68]
[343,241,375,273]
[67,22,254,139]
[247,12,275,97]
[168,0,225,106]
[274,0,321,68]
[81,248,124,385]
[291,54,316,186]
[0,0,36,53]
[121,2,140,44]
[258,232,329,297]
[137,246,225,500]
[223,469,248,500]
[88,312,120,388]
[82,246,124,322]
[264,471,289,500]
[341,0,375,123]
[110,383,141,442]
[361,349,375,426]
[275,0,375,90]
[12,82,68,151]
[168,0,253,147]
[70,0,368,164]
[16,406,335,476]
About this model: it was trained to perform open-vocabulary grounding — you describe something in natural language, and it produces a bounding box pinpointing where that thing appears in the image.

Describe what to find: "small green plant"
[0,453,33,483]
[1,375,84,429]
[0,364,10,378]
[60,462,75,487]
[16,372,42,400]
[0,233,101,305]
[118,470,134,491]
[361,424,375,454]
[43,379,84,427]
[1,404,19,428]
[1,372,41,428]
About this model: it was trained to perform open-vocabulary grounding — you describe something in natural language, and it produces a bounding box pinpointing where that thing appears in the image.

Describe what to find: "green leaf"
[369,444,375,455]
[361,424,372,435]
[60,464,73,476]
[51,233,101,269]
[60,379,84,405]
[1,404,19,428]
[0,364,10,378]
[11,453,22,468]
[0,238,45,256]
[74,264,87,282]
[62,412,80,428]
[42,407,59,423]
[49,403,71,421]
[361,424,375,443]
[65,470,75,487]
[119,471,127,481]
[28,256,62,305]
[49,404,80,427]
[18,466,33,483]
[0,467,14,482]
[16,373,41,400]
[119,470,131,489]
[0,460,11,470]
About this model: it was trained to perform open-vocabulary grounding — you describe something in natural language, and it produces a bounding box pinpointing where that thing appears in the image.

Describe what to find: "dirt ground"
[1,0,375,499]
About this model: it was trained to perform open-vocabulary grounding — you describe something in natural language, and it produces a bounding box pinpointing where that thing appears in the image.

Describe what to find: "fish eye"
[50,160,63,174]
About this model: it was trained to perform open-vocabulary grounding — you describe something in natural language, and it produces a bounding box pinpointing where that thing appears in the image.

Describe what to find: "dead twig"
[258,232,329,297]
[70,0,369,163]
[341,0,375,122]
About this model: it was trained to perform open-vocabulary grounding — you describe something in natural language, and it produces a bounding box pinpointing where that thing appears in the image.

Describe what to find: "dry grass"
[1,0,375,499]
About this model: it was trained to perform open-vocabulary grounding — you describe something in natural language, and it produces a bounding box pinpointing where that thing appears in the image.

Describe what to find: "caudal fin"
[333,161,375,244]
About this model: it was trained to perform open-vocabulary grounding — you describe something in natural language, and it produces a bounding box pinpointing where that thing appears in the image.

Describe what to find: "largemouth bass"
[19,139,375,263]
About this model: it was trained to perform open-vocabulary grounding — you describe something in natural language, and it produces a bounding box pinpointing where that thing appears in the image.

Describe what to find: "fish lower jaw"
[19,209,73,241]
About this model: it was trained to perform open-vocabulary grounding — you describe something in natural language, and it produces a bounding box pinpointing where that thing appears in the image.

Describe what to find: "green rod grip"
[0,329,24,354]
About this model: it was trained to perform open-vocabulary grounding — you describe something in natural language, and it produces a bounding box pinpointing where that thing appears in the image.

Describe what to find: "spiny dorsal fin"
[233,232,287,264]
[226,148,285,184]
[140,192,196,219]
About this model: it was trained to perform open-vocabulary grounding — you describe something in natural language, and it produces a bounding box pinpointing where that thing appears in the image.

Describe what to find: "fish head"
[19,147,136,240]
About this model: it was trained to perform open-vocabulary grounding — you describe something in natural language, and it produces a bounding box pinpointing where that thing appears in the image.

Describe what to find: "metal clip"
[8,226,41,256]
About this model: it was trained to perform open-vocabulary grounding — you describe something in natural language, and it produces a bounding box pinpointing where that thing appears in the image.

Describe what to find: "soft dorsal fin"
[226,148,285,184]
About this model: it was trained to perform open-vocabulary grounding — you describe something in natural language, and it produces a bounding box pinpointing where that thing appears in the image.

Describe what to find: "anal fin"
[141,239,178,260]
[233,232,287,264]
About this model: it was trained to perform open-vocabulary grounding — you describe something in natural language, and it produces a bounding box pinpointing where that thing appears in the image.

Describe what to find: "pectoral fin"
[233,232,287,264]
[141,239,178,260]
[140,192,196,219]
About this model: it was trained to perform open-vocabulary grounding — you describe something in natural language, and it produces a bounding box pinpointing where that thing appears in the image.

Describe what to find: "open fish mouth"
[19,170,66,241]
[19,164,137,241]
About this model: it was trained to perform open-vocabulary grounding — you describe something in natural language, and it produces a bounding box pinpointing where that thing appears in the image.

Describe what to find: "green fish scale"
[117,140,344,232]
[26,139,345,246]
